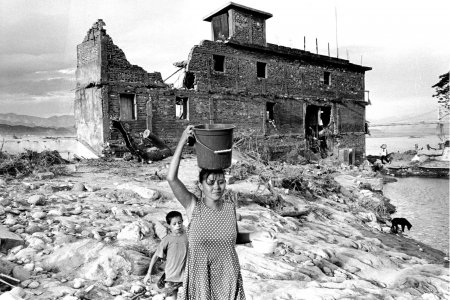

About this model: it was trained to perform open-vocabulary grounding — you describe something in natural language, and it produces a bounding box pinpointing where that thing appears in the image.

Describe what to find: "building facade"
[75,3,371,163]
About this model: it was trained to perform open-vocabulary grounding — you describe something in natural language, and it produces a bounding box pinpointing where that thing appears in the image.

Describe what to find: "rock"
[0,179,6,187]
[113,297,126,300]
[0,225,24,252]
[14,247,38,262]
[228,176,237,184]
[0,198,12,207]
[27,194,45,206]
[85,184,100,192]
[3,215,17,226]
[26,237,46,250]
[73,278,84,289]
[358,212,377,223]
[23,262,35,272]
[62,296,79,300]
[72,183,86,192]
[117,220,154,243]
[152,294,165,300]
[31,211,47,219]
[0,259,16,275]
[48,208,64,216]
[25,224,43,234]
[53,233,77,245]
[322,266,332,275]
[109,287,122,296]
[117,183,160,200]
[124,250,151,276]
[37,185,52,193]
[9,287,25,298]
[27,281,39,289]
[104,278,114,287]
[36,172,54,180]
[10,245,24,255]
[421,293,439,300]
[339,186,353,198]
[92,230,102,241]
[130,284,145,293]
[71,206,83,215]
[12,266,31,281]
[0,291,25,300]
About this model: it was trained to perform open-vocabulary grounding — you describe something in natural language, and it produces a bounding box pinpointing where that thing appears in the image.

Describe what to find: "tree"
[432,72,449,110]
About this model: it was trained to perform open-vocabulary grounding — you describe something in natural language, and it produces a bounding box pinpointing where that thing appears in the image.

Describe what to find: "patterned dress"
[180,198,245,300]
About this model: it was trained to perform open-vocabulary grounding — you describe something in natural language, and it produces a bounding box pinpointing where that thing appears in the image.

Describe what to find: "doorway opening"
[305,105,332,157]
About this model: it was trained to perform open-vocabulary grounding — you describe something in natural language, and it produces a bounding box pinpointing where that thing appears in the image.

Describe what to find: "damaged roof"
[203,1,273,22]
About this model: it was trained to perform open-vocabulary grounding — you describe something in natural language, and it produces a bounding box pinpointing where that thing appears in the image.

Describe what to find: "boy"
[144,211,188,300]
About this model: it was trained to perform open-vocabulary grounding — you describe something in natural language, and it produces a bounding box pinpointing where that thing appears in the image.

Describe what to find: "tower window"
[257,62,267,78]
[213,55,225,72]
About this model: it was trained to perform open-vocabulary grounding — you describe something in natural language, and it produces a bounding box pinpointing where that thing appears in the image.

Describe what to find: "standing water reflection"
[384,177,449,254]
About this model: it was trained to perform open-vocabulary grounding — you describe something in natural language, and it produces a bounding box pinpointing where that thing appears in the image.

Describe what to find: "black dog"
[390,218,412,234]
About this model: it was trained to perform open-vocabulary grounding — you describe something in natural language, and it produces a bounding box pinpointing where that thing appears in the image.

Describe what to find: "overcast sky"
[0,0,448,122]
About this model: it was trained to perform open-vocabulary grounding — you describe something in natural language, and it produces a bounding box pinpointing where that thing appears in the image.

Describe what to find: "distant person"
[144,211,187,300]
[380,144,389,164]
[167,125,273,300]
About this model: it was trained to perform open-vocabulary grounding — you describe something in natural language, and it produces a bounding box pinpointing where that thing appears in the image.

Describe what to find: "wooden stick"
[0,273,20,283]
[0,278,16,288]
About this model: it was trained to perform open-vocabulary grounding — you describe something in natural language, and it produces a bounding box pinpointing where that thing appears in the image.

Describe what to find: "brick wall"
[102,31,164,143]
[186,40,365,101]
[338,101,365,133]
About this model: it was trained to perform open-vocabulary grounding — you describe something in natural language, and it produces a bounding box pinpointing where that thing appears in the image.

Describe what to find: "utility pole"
[335,7,339,58]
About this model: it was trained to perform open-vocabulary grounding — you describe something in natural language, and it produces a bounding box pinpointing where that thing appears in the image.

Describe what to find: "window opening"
[119,94,136,120]
[213,55,225,72]
[176,97,189,120]
[257,62,266,78]
[321,71,331,85]
[266,102,275,121]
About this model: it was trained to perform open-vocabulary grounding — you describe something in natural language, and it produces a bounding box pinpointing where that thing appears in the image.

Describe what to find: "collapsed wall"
[75,20,165,154]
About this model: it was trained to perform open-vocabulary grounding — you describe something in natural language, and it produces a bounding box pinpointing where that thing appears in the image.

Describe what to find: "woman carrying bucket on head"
[167,125,273,300]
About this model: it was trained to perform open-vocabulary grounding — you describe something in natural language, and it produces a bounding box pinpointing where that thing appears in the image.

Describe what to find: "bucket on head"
[193,124,235,170]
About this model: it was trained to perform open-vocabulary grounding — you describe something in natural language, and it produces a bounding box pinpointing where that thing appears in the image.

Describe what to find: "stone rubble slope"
[0,156,448,300]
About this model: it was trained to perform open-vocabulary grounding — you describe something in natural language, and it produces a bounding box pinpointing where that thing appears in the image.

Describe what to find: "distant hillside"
[369,124,447,138]
[0,113,74,128]
[0,124,75,137]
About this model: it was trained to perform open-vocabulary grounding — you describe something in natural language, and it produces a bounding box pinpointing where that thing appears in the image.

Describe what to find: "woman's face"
[201,173,226,202]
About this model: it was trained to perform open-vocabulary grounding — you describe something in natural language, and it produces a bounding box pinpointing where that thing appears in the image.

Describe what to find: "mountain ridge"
[0,113,75,128]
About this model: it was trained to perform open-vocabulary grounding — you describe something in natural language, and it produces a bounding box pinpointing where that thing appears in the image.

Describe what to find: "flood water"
[384,177,449,254]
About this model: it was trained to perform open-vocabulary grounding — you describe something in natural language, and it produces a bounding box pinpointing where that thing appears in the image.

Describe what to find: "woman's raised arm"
[166,125,197,210]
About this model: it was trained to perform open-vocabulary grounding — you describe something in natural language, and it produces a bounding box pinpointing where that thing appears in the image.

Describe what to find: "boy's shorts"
[165,281,183,297]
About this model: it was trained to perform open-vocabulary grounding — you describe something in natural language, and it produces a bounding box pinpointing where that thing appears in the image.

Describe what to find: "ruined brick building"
[75,2,371,163]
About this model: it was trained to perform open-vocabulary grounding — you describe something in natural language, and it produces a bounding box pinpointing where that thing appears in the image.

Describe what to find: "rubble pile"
[0,150,68,177]
[0,151,448,299]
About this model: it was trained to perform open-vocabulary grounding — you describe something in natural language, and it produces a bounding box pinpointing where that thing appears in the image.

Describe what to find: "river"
[384,177,449,255]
